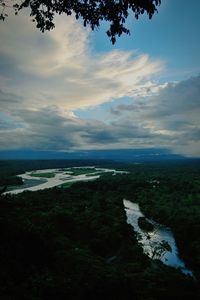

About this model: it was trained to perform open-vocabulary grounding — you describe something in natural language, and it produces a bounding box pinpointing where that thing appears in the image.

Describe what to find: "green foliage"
[0,159,200,299]
[138,217,154,232]
[0,174,23,187]
[125,161,200,278]
[30,172,55,178]
[66,167,96,176]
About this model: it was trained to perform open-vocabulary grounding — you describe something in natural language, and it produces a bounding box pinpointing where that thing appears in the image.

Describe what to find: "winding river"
[4,167,128,195]
[4,168,193,277]
[124,199,193,277]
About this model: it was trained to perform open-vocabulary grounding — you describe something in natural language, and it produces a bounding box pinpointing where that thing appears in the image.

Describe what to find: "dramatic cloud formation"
[1,75,199,156]
[110,75,200,156]
[0,13,162,111]
[0,13,199,157]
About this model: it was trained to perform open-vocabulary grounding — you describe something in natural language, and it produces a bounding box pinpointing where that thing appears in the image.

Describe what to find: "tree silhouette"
[0,0,161,43]
[150,240,172,260]
[0,185,7,195]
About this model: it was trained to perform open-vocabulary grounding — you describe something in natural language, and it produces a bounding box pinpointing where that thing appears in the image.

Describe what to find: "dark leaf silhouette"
[0,0,161,43]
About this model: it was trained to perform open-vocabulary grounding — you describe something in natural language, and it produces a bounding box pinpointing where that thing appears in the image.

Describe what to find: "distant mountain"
[0,149,186,161]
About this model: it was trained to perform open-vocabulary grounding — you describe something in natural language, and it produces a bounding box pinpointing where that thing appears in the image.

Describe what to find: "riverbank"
[3,167,128,195]
[1,160,200,299]
[124,199,193,276]
[0,180,198,300]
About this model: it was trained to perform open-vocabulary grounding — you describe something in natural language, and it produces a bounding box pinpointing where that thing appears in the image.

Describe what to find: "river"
[4,169,192,277]
[124,199,193,277]
[4,167,128,195]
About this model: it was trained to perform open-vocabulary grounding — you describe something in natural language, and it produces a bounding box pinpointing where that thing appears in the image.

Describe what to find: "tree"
[150,240,172,260]
[0,0,161,43]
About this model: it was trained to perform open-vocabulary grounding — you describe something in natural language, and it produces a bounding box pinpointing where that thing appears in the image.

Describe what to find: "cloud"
[0,13,199,157]
[0,12,163,111]
[0,99,158,151]
[109,75,200,156]
[0,75,199,156]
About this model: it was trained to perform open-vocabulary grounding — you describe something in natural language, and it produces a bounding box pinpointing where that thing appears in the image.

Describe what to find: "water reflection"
[124,199,193,277]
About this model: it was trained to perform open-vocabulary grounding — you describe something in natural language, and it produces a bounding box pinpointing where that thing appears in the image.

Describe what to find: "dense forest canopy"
[0,0,161,43]
[1,159,200,299]
[0,159,200,299]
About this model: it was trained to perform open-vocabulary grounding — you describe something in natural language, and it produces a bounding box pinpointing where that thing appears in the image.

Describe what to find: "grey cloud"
[0,101,160,151]
[81,119,158,147]
[109,75,200,156]
[157,119,192,131]
[110,104,139,115]
[0,108,76,150]
[82,130,117,143]
[0,89,22,105]
[149,75,200,117]
[1,75,199,156]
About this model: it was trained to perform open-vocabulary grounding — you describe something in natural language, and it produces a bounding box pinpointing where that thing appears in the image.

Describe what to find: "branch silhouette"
[0,0,161,43]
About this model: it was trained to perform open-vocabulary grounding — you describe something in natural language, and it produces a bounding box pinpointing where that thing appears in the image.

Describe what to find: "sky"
[0,0,200,157]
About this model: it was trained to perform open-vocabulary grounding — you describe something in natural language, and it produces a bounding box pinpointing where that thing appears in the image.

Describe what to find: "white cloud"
[1,12,199,157]
[0,12,163,111]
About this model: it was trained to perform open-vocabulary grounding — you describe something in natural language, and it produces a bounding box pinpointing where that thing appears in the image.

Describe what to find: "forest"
[0,159,200,299]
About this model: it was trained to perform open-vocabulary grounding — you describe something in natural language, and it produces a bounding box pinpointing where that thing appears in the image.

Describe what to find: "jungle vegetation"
[0,159,200,299]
